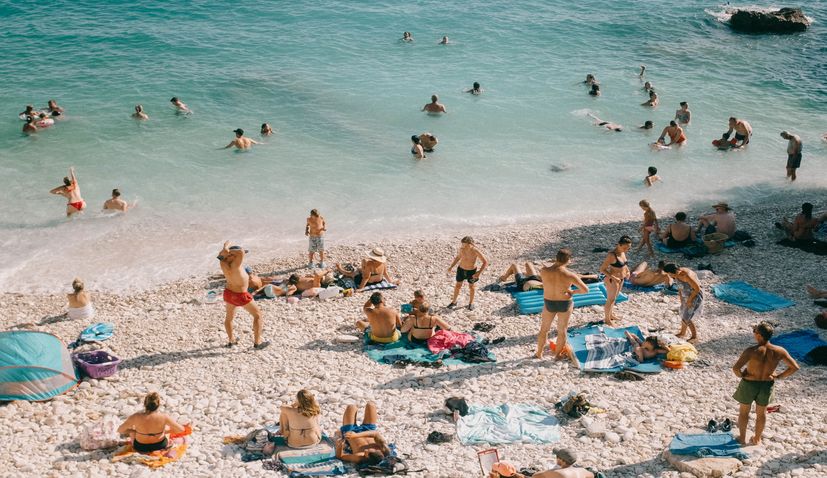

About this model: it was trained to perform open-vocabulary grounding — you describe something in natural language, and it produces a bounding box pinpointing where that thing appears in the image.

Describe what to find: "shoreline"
[1,189,826,477]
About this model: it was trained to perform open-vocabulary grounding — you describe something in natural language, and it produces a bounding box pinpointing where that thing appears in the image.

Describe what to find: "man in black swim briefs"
[535,249,589,360]
[726,117,752,148]
[447,236,488,310]
[498,263,544,291]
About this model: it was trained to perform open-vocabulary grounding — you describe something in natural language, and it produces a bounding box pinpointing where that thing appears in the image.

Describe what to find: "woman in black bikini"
[117,392,187,453]
[401,303,451,342]
[599,236,632,326]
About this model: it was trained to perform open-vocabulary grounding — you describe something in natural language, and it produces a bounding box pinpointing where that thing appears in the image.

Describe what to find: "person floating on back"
[446,236,488,310]
[306,209,327,268]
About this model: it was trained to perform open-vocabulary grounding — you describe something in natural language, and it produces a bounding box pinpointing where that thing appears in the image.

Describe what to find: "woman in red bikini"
[50,167,85,216]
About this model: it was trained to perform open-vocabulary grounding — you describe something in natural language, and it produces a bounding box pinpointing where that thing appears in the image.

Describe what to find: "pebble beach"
[2,189,826,478]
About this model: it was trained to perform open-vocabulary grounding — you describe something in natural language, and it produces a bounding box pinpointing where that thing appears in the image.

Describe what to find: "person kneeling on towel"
[357,292,401,344]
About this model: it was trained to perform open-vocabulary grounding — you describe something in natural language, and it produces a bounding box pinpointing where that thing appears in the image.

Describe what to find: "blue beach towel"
[711,281,794,312]
[669,433,748,460]
[80,322,114,342]
[362,330,495,366]
[456,404,560,445]
[656,240,736,254]
[623,280,678,294]
[513,282,627,315]
[567,325,662,373]
[771,330,827,365]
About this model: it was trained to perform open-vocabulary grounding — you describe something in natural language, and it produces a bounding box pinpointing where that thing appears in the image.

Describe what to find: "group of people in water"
[49,167,128,216]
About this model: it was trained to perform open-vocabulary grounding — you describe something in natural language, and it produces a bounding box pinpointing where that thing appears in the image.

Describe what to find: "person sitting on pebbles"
[335,401,391,465]
[357,292,402,344]
[118,392,188,454]
[405,289,427,318]
[67,277,95,320]
[279,389,323,449]
[335,248,399,291]
[401,303,451,342]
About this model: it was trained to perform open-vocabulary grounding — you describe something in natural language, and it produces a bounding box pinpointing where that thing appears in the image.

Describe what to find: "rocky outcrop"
[729,8,809,34]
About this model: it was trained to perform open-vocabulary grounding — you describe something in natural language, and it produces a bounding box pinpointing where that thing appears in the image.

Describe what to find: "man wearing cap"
[223,128,261,150]
[357,292,402,343]
[780,131,802,181]
[218,241,269,350]
[696,202,736,238]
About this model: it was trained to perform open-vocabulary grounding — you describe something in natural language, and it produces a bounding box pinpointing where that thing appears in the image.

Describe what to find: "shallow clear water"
[1,1,826,292]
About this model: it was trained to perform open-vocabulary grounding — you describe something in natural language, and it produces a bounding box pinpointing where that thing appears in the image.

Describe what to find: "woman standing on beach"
[599,236,632,326]
[636,200,659,257]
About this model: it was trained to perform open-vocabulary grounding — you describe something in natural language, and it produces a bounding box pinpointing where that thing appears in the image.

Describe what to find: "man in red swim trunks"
[218,241,269,350]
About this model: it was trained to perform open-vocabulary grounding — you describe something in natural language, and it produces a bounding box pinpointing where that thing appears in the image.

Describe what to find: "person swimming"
[587,113,621,131]
[640,120,654,130]
[675,101,691,124]
[261,123,274,136]
[169,97,191,114]
[411,135,426,159]
[132,104,149,120]
[47,99,64,117]
[401,31,413,42]
[422,95,447,113]
[642,90,658,107]
[466,82,482,95]
[589,84,600,96]
[439,36,449,44]
[644,166,661,187]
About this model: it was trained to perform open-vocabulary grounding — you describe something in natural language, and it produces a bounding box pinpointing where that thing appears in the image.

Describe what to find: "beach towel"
[567,325,662,373]
[513,282,627,315]
[668,433,748,460]
[772,330,827,365]
[583,333,640,370]
[360,280,397,291]
[112,426,191,468]
[264,435,346,476]
[711,281,794,312]
[427,330,474,353]
[456,403,560,446]
[80,322,114,342]
[656,240,735,254]
[363,330,495,366]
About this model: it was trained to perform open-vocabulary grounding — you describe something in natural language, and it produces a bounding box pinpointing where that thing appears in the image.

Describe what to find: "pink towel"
[427,330,474,353]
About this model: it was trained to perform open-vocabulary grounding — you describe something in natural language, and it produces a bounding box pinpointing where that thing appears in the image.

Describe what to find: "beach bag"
[242,428,275,458]
[356,455,409,476]
[79,415,121,450]
[560,393,591,418]
[666,343,698,362]
[703,232,728,254]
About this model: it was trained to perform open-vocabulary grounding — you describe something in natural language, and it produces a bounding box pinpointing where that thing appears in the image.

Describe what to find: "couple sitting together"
[357,291,450,344]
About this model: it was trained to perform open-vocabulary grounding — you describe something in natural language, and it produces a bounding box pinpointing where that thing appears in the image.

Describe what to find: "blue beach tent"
[0,331,78,401]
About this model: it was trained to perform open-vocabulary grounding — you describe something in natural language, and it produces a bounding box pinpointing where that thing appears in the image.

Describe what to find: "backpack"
[559,393,591,418]
[357,455,410,476]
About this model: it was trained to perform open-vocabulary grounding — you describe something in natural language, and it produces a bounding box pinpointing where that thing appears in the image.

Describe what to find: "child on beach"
[663,263,702,343]
[405,289,426,318]
[446,236,488,310]
[636,200,659,257]
[644,166,661,187]
[306,209,326,268]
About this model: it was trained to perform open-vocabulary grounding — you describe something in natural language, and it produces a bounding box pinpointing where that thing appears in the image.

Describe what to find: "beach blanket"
[112,426,191,468]
[656,240,735,254]
[266,436,346,476]
[668,433,748,460]
[623,280,678,294]
[456,404,560,446]
[711,281,794,312]
[360,280,397,291]
[568,325,662,373]
[513,282,627,315]
[363,331,494,366]
[772,330,827,365]
[427,330,474,353]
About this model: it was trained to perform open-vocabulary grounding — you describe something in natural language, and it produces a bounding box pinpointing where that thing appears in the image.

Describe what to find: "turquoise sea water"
[1,1,826,292]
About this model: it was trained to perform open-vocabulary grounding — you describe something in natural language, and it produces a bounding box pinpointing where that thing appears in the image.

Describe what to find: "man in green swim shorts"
[731,322,799,446]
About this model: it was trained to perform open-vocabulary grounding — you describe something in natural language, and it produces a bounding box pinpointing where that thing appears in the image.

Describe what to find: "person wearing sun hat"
[696,202,736,239]
[335,247,400,291]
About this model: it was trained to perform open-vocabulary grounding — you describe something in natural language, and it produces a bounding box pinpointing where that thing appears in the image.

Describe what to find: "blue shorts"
[340,423,377,435]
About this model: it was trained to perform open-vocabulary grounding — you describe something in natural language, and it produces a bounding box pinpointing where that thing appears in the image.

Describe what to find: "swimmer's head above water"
[233,128,244,137]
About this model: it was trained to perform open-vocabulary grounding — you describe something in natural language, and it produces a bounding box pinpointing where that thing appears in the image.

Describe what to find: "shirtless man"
[587,113,622,132]
[223,129,261,150]
[697,202,736,238]
[335,402,391,465]
[357,292,402,343]
[422,94,447,113]
[447,236,488,310]
[732,322,799,445]
[674,102,691,124]
[530,448,596,478]
[22,116,37,134]
[217,242,268,349]
[419,132,438,152]
[780,131,802,181]
[466,82,482,95]
[254,270,332,298]
[132,104,149,120]
[536,249,589,360]
[401,303,451,342]
[657,121,686,146]
[169,97,190,114]
[439,36,449,44]
[663,264,702,343]
[306,209,327,268]
[628,261,671,288]
[49,167,85,216]
[725,117,752,148]
[660,212,695,248]
[103,188,129,212]
[499,262,544,292]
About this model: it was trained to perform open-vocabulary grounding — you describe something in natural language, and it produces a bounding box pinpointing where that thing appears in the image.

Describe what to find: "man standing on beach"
[422,95,447,114]
[447,236,488,310]
[731,322,799,446]
[535,249,589,360]
[306,209,327,268]
[218,242,268,350]
[725,117,752,148]
[780,131,802,181]
[223,129,261,150]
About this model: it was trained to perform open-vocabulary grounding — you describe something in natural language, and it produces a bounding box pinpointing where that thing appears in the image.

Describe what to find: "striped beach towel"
[361,280,397,291]
[269,436,346,476]
[583,333,639,370]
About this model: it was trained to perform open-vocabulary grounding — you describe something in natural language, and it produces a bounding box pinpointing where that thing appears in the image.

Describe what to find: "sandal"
[720,418,732,432]
[706,419,719,433]
[225,340,239,348]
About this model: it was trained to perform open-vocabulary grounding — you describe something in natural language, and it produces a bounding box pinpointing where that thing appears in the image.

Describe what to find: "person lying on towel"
[335,401,391,465]
[400,303,451,342]
[118,393,188,453]
[357,292,402,344]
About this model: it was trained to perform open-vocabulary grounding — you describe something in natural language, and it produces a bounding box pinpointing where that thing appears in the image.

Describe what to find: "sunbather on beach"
[447,236,489,310]
[218,242,268,349]
[807,286,827,299]
[118,393,187,453]
[223,128,260,150]
[663,263,702,343]
[357,292,402,343]
[401,303,451,342]
[725,117,752,148]
[67,277,95,320]
[103,189,129,212]
[660,212,695,248]
[732,322,799,446]
[625,332,668,362]
[536,249,589,360]
[587,113,622,132]
[697,202,736,238]
[50,167,85,216]
[254,271,332,297]
[643,166,661,187]
[422,94,447,113]
[499,262,544,292]
[336,247,399,291]
[526,448,597,478]
[306,208,327,268]
[335,402,391,465]
[599,236,632,326]
[279,389,322,448]
[636,200,659,257]
[776,202,819,242]
[628,261,671,288]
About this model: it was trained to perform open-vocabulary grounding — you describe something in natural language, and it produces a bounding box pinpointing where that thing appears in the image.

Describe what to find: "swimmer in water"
[419,132,438,152]
[643,81,654,93]
[170,97,191,114]
[725,117,752,148]
[639,65,646,78]
[587,113,622,132]
[223,129,261,150]
[640,120,654,130]
[642,90,658,107]
[439,36,449,44]
[103,188,129,212]
[22,116,37,134]
[584,74,598,86]
[47,99,64,117]
[261,123,274,136]
[589,84,601,96]
[401,31,413,42]
[657,121,687,146]
[132,104,149,120]
[411,135,426,159]
[675,102,691,124]
[50,167,86,216]
[422,95,447,114]
[466,82,482,95]
[20,105,37,119]
[644,166,661,187]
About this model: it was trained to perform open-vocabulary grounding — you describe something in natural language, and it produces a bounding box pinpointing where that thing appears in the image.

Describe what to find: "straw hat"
[711,202,731,211]
[491,462,518,477]
[365,247,387,263]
